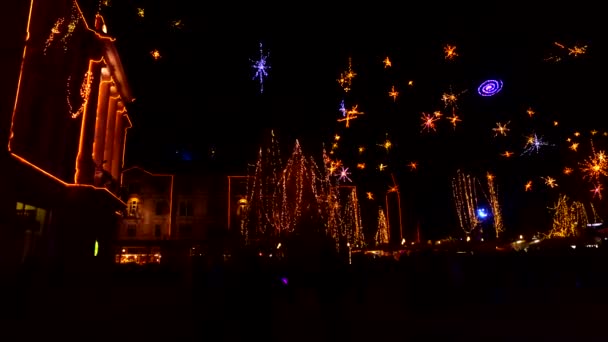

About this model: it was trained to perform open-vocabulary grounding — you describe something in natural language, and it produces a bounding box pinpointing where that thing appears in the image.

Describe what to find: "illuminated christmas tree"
[546,194,588,238]
[375,207,390,246]
[341,186,365,248]
[276,140,330,236]
[242,130,283,243]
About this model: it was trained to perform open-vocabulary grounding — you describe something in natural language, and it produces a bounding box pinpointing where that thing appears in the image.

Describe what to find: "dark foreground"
[3,247,608,341]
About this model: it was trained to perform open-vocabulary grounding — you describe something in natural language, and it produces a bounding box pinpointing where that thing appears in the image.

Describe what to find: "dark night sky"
[99,2,606,238]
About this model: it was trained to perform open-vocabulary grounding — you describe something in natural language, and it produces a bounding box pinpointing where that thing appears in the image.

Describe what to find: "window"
[155,225,161,238]
[15,202,48,233]
[179,224,192,237]
[179,200,193,216]
[128,198,139,216]
[128,183,141,195]
[153,181,167,194]
[155,200,168,215]
[127,225,136,237]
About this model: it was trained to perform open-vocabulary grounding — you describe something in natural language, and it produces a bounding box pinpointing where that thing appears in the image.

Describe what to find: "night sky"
[99,2,605,239]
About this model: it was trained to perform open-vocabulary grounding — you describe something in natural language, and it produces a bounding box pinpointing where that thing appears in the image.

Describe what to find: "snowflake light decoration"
[338,99,346,117]
[591,184,603,199]
[444,44,458,60]
[383,56,392,68]
[388,85,399,102]
[336,166,352,183]
[493,121,510,137]
[251,42,270,93]
[521,133,552,155]
[420,112,439,133]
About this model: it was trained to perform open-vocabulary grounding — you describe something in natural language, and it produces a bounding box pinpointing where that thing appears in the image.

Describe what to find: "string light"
[240,134,363,250]
[337,57,356,92]
[452,169,480,237]
[545,194,588,238]
[43,18,64,55]
[66,70,92,119]
[486,172,504,239]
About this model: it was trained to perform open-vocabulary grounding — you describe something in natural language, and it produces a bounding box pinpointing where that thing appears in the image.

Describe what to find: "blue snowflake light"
[521,133,553,155]
[339,99,346,117]
[251,42,270,93]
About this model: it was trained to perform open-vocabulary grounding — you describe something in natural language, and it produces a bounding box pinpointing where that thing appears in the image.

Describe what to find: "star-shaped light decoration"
[383,56,392,68]
[388,85,399,102]
[251,42,270,93]
[366,192,374,200]
[446,110,461,129]
[493,121,510,137]
[408,161,418,171]
[526,107,535,117]
[420,112,439,133]
[542,176,558,188]
[338,99,347,117]
[150,49,161,60]
[444,44,458,60]
[591,184,603,199]
[171,19,184,30]
[568,44,587,56]
[337,57,356,92]
[525,180,533,191]
[337,166,352,183]
[522,133,552,155]
[378,137,392,152]
[337,105,364,128]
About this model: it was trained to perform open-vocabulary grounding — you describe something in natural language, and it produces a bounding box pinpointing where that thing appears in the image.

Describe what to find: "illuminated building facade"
[117,166,228,265]
[117,167,173,264]
[0,0,133,275]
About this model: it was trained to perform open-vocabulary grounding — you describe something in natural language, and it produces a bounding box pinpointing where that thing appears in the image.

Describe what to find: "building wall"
[120,167,173,241]
[0,0,134,277]
[9,0,132,187]
[117,167,229,265]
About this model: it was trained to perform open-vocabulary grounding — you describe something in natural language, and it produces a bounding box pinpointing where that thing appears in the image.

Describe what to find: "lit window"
[128,198,139,216]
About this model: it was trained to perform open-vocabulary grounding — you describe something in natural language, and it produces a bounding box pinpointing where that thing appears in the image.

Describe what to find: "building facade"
[117,167,173,264]
[117,166,229,266]
[0,0,134,277]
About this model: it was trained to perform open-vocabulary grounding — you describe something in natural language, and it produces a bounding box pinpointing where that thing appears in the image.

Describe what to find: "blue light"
[477,79,503,96]
[477,208,488,219]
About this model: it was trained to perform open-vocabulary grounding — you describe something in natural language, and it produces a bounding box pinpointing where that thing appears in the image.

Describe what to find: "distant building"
[117,167,173,265]
[117,165,229,266]
[0,0,134,276]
